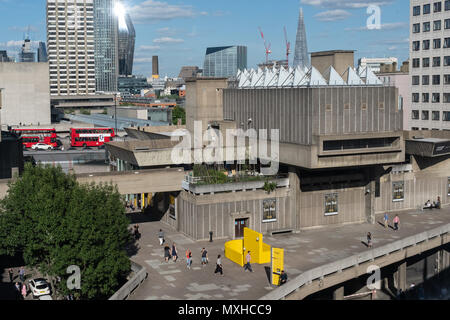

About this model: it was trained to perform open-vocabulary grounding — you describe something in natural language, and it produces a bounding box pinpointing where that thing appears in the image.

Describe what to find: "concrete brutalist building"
[106,51,450,241]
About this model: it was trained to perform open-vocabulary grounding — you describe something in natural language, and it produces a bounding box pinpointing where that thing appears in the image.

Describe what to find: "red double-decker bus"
[11,128,58,148]
[70,128,115,148]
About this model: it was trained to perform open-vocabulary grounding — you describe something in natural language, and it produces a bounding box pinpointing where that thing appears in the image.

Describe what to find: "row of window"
[413,18,450,32]
[412,56,450,67]
[412,74,450,84]
[413,1,450,16]
[411,110,450,120]
[412,38,450,51]
[412,92,450,102]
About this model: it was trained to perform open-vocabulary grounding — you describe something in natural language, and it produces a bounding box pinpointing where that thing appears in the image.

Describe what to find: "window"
[423,40,430,50]
[444,111,450,121]
[445,56,450,66]
[412,110,420,120]
[413,41,420,51]
[412,127,420,130]
[434,2,442,12]
[434,20,442,30]
[413,58,420,68]
[433,75,441,85]
[393,182,404,202]
[169,195,176,220]
[424,22,431,32]
[325,194,338,216]
[412,93,420,102]
[445,74,450,84]
[433,93,441,102]
[262,199,277,222]
[414,5,421,15]
[413,23,421,33]
[423,57,430,67]
[432,111,440,120]
[447,0,450,10]
[412,76,420,85]
[422,110,430,120]
[433,56,441,66]
[433,39,441,49]
[423,93,430,102]
[444,93,450,102]
[424,4,431,14]
[446,18,450,29]
[423,75,430,85]
[444,37,450,48]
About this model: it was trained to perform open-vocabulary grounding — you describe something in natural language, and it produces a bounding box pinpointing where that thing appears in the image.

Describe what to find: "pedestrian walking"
[164,244,171,263]
[186,249,192,269]
[201,248,208,265]
[15,282,20,292]
[19,267,25,282]
[158,229,165,246]
[367,232,373,248]
[393,215,400,231]
[383,213,389,228]
[134,224,141,240]
[8,268,14,283]
[214,255,223,276]
[21,283,27,299]
[171,243,178,262]
[244,251,253,272]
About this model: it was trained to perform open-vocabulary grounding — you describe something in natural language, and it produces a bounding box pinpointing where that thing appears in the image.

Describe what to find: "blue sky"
[0,0,410,77]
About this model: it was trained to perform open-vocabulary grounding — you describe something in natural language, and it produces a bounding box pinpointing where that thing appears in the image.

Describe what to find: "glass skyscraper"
[203,46,247,78]
[37,42,48,62]
[94,0,119,93]
[118,12,135,76]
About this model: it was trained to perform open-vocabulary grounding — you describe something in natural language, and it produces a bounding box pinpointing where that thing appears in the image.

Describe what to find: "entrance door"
[235,218,248,238]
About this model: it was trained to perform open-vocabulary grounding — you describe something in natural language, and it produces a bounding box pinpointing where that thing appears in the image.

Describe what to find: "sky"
[0,0,410,78]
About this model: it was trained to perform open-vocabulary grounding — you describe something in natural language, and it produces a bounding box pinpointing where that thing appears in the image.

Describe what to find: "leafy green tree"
[172,105,186,125]
[0,164,132,299]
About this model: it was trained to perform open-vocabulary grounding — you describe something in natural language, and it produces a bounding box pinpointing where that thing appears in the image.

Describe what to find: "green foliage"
[172,106,186,125]
[101,108,108,115]
[80,108,91,115]
[0,163,131,300]
[263,181,277,193]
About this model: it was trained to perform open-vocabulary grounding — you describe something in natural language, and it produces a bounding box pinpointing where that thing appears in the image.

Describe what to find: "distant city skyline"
[0,0,409,77]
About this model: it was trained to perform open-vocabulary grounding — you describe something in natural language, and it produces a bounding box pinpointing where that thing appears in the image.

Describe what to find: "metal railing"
[109,261,147,300]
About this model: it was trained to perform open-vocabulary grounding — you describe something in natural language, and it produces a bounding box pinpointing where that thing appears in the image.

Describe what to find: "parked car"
[31,143,54,151]
[29,278,51,298]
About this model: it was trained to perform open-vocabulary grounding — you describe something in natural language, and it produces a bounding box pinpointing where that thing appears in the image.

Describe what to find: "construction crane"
[284,26,291,68]
[258,27,272,64]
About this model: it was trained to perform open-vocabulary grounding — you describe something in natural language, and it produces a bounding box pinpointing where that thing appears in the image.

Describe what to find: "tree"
[172,105,186,125]
[0,164,132,299]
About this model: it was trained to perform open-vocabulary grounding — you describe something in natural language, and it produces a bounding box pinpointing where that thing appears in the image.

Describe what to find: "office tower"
[203,46,247,78]
[94,0,119,93]
[37,42,48,62]
[118,12,135,76]
[46,0,96,96]
[18,38,36,62]
[410,0,450,130]
[293,7,310,69]
[152,56,159,78]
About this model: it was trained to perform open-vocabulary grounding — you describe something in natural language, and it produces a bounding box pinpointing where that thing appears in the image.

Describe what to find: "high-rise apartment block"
[410,0,450,130]
[94,0,119,93]
[203,46,247,78]
[46,0,96,96]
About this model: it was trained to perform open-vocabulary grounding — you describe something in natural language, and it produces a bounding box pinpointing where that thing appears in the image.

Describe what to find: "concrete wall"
[0,62,51,126]
[311,51,355,78]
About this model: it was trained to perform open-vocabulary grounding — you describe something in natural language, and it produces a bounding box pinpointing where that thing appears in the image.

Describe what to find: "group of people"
[383,213,401,231]
[8,267,27,299]
[423,197,441,210]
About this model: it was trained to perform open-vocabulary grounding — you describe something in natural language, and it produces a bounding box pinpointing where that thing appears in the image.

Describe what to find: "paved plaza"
[128,206,450,300]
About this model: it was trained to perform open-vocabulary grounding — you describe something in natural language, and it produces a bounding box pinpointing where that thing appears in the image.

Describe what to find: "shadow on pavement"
[0,254,25,300]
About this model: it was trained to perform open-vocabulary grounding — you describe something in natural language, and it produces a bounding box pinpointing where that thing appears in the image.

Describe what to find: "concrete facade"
[311,50,355,78]
[0,62,51,126]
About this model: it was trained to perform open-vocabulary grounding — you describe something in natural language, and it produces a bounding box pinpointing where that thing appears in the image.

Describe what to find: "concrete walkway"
[128,206,450,300]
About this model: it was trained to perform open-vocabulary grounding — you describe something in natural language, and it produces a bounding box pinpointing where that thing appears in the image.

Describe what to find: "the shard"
[293,7,310,69]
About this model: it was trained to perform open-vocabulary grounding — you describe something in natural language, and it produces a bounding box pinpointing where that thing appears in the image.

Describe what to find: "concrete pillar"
[333,286,345,300]
[11,167,19,178]
[395,262,407,292]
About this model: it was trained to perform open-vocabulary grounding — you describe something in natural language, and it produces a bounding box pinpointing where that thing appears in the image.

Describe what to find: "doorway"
[235,218,249,238]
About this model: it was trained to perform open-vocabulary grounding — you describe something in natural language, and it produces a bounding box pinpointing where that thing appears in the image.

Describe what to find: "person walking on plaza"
[186,249,192,269]
[158,229,165,246]
[201,248,208,265]
[21,283,27,299]
[19,267,25,282]
[8,268,14,283]
[172,242,178,262]
[244,251,253,272]
[383,213,389,228]
[215,255,224,276]
[367,232,373,248]
[393,215,400,231]
[164,244,171,263]
[15,282,20,293]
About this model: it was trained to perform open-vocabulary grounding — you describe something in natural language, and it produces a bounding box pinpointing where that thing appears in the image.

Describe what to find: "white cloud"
[345,22,408,31]
[138,45,161,51]
[153,37,184,44]
[314,9,351,21]
[301,0,394,9]
[128,0,207,23]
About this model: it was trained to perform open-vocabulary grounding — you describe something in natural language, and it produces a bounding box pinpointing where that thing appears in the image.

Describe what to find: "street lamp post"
[114,92,118,134]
